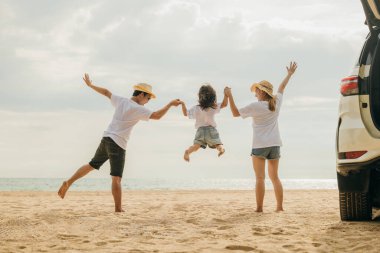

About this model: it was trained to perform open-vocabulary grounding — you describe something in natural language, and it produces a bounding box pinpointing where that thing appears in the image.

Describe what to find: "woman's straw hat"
[250,80,274,98]
[133,83,156,98]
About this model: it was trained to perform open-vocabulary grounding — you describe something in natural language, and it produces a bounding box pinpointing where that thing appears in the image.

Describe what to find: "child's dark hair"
[198,84,217,110]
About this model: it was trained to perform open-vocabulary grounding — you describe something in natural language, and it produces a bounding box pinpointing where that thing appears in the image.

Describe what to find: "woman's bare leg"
[252,156,266,212]
[268,159,283,212]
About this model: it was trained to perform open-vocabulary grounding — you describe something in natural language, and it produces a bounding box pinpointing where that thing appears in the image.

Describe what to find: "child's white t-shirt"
[188,103,222,129]
[103,94,152,150]
[238,93,283,149]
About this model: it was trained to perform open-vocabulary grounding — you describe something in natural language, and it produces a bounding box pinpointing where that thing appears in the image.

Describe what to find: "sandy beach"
[0,190,379,253]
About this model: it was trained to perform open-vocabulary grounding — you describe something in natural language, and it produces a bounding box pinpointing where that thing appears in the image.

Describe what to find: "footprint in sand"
[212,218,227,223]
[225,245,256,251]
[218,225,233,230]
[201,230,214,235]
[95,241,107,246]
[128,249,144,253]
[272,228,289,235]
[57,234,80,240]
[186,218,198,225]
[176,238,189,243]
[251,227,265,236]
[108,239,123,243]
[282,244,296,250]
[149,204,164,210]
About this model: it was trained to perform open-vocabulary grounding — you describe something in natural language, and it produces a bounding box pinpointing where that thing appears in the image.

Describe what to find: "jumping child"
[180,84,228,162]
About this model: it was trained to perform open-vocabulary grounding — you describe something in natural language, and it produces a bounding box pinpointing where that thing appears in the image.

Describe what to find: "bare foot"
[58,181,69,199]
[276,208,284,212]
[218,148,225,157]
[115,209,125,213]
[184,150,190,162]
[255,207,263,213]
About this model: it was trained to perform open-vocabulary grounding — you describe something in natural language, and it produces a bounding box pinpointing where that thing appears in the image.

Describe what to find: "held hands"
[286,62,297,76]
[83,73,93,87]
[170,99,182,107]
[224,86,232,97]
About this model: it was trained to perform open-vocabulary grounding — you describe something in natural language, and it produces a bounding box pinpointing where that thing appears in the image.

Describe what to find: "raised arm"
[224,87,240,117]
[180,101,188,116]
[83,73,112,99]
[150,99,181,120]
[220,93,228,109]
[277,62,297,94]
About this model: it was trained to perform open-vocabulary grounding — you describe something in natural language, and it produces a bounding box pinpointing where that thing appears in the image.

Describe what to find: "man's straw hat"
[250,80,274,98]
[133,83,156,98]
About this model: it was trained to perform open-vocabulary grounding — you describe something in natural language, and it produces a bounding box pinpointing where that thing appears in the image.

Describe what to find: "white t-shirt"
[103,94,152,150]
[188,103,222,129]
[238,93,283,149]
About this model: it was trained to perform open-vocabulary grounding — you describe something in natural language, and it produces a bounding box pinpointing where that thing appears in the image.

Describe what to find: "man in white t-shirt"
[58,73,181,212]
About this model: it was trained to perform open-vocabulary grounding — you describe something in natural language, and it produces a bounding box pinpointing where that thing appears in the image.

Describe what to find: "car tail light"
[340,76,359,96]
[338,151,367,159]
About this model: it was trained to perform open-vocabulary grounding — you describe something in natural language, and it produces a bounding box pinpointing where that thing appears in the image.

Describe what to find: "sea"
[0,178,337,191]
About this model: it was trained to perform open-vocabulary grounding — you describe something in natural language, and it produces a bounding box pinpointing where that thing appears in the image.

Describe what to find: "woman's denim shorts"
[251,146,280,160]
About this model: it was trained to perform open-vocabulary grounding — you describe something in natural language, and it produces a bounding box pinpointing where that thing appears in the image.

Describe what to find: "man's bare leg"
[112,176,124,212]
[184,144,201,162]
[216,144,225,157]
[58,164,94,199]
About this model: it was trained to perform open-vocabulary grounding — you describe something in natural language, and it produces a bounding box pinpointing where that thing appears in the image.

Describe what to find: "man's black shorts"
[89,137,125,177]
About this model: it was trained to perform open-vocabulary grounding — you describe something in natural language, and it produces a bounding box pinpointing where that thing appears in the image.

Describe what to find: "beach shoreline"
[1,190,379,252]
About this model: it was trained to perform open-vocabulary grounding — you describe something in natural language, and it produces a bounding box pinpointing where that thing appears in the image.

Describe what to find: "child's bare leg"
[216,145,225,157]
[184,144,201,162]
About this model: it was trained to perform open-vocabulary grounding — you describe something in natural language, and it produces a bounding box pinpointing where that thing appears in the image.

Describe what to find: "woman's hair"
[264,92,276,112]
[198,84,217,110]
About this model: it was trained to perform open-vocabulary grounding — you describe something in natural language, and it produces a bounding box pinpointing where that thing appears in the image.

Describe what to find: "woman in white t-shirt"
[225,62,297,212]
[180,84,228,162]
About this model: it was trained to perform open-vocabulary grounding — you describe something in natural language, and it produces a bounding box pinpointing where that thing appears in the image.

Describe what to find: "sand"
[0,190,379,253]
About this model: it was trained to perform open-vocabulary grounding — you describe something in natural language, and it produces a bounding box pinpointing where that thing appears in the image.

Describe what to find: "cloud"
[1,1,367,111]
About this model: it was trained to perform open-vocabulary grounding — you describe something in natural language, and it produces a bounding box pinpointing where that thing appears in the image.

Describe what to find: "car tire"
[339,192,372,221]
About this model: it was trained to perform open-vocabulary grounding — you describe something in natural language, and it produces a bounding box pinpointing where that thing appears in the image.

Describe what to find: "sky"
[0,0,369,179]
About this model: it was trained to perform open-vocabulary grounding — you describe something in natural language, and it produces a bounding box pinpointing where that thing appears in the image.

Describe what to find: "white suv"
[337,0,380,221]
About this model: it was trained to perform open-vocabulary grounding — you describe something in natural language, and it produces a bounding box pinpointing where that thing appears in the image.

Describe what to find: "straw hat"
[250,80,274,98]
[133,83,156,98]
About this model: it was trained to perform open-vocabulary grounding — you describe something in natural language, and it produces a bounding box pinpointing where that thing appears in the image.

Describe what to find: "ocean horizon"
[0,178,337,191]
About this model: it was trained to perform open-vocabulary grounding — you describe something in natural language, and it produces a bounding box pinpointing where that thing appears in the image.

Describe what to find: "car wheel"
[339,192,372,221]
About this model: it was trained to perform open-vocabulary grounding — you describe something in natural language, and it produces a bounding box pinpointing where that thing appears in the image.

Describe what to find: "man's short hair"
[132,90,149,97]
